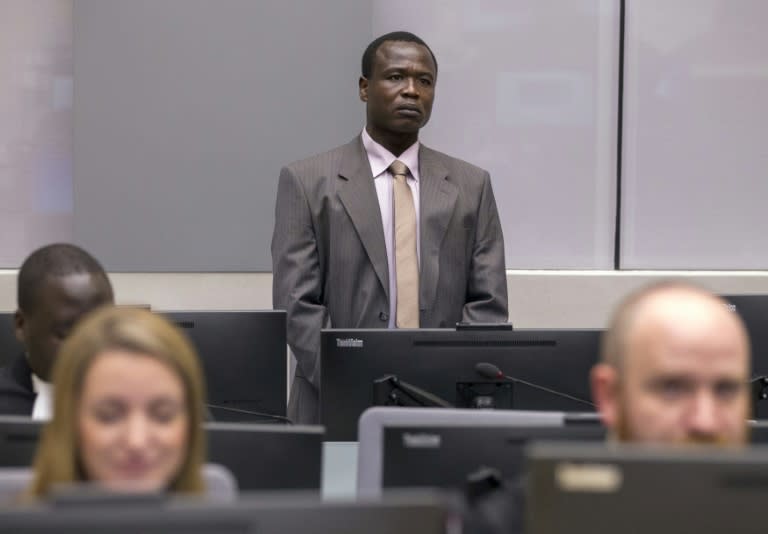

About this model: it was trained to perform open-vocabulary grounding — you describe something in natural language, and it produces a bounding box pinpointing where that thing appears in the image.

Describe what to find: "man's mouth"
[395,106,421,117]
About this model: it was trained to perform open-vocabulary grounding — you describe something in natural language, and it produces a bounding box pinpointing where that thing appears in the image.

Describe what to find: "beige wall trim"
[1,270,767,328]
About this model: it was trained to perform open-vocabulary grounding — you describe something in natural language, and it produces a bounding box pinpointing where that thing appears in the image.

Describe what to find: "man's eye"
[654,379,690,398]
[420,78,432,86]
[388,74,403,81]
[714,381,743,400]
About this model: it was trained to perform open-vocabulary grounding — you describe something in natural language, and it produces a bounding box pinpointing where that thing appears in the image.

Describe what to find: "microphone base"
[456,381,514,410]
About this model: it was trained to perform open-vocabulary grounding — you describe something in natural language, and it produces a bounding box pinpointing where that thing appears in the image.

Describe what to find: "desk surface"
[321,442,358,500]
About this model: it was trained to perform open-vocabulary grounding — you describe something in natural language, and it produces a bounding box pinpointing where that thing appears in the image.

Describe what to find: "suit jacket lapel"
[419,145,458,311]
[337,137,390,299]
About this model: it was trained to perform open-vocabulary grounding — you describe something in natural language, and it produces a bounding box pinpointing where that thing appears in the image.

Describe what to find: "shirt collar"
[361,128,420,181]
[31,373,52,395]
[31,373,53,421]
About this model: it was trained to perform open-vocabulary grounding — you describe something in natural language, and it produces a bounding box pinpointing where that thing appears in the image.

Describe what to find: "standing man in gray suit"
[272,31,508,424]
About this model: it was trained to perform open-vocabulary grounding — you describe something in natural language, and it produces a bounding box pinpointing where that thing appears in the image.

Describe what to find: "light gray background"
[73,0,371,271]
[372,0,620,269]
[3,1,766,271]
[71,0,619,271]
[0,0,73,266]
[621,0,768,269]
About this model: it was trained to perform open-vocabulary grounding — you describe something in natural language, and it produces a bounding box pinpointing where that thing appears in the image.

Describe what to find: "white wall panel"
[621,0,768,268]
[0,1,73,267]
[373,0,620,268]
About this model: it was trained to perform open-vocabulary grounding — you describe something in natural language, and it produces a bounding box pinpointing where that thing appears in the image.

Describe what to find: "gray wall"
[4,0,763,272]
[620,0,768,268]
[373,0,621,269]
[73,0,371,271]
[0,0,73,266]
[72,0,624,271]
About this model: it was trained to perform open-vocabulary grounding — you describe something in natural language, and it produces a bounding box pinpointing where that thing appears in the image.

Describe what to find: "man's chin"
[615,429,740,447]
[390,117,429,131]
[679,436,741,447]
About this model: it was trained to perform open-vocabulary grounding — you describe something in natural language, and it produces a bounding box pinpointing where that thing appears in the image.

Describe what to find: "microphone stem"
[505,375,595,408]
[207,404,292,424]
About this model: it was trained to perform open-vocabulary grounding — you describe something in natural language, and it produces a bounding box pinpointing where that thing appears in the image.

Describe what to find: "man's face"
[594,297,750,446]
[359,40,436,142]
[15,273,114,381]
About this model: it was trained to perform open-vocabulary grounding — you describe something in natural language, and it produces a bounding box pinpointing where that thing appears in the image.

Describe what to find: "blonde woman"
[28,306,207,497]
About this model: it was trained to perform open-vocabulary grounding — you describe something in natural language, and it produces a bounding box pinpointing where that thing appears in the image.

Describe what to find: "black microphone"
[752,376,768,401]
[475,362,595,408]
[751,376,768,417]
[206,403,293,424]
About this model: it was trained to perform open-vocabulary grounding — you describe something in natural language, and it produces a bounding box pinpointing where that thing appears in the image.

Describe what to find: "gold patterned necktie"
[389,159,419,328]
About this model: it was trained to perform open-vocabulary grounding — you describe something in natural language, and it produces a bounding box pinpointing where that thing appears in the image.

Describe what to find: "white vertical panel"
[621,0,768,269]
[0,0,73,267]
[372,0,620,268]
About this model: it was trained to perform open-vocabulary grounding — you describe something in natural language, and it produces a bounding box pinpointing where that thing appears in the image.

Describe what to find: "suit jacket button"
[379,311,389,322]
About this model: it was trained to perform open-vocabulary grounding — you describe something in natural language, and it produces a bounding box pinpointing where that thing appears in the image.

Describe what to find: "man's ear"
[359,76,369,102]
[13,309,25,344]
[591,363,620,429]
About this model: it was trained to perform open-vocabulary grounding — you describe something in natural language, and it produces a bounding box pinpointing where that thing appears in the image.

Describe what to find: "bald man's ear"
[591,363,620,430]
[359,76,369,102]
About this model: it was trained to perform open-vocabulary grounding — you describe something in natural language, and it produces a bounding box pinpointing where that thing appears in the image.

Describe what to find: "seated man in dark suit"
[0,244,114,418]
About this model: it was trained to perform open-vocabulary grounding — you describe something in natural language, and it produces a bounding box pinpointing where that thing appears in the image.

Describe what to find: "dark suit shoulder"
[0,355,35,416]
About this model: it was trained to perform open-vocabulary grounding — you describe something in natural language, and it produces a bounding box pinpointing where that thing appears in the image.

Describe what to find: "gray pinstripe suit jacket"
[271,136,508,423]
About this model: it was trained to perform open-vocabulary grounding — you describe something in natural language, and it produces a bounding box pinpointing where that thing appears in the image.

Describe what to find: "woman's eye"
[150,402,182,423]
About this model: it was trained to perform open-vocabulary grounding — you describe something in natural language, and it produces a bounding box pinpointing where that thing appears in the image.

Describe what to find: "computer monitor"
[0,313,22,368]
[0,491,452,534]
[161,310,287,420]
[357,407,605,496]
[0,416,41,467]
[526,441,768,534]
[0,418,322,492]
[749,420,768,443]
[321,328,601,440]
[205,422,323,491]
[0,310,288,421]
[721,295,768,418]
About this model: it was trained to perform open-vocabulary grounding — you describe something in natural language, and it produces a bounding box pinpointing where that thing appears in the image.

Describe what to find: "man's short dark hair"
[361,31,438,79]
[17,243,112,313]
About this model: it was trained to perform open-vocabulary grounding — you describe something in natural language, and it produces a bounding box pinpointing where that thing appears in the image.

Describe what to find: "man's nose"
[401,77,418,97]
[687,391,719,439]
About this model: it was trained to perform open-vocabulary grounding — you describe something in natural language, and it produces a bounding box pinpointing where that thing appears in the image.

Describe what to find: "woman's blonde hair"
[28,306,207,497]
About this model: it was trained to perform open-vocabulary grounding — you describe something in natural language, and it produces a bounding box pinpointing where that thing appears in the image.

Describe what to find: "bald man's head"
[592,281,750,445]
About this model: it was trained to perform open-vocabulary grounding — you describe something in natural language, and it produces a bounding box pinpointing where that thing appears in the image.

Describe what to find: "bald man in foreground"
[591,281,751,445]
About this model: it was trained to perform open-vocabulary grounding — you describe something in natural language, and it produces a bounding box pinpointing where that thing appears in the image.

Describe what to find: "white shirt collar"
[31,373,53,421]
[361,128,421,181]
